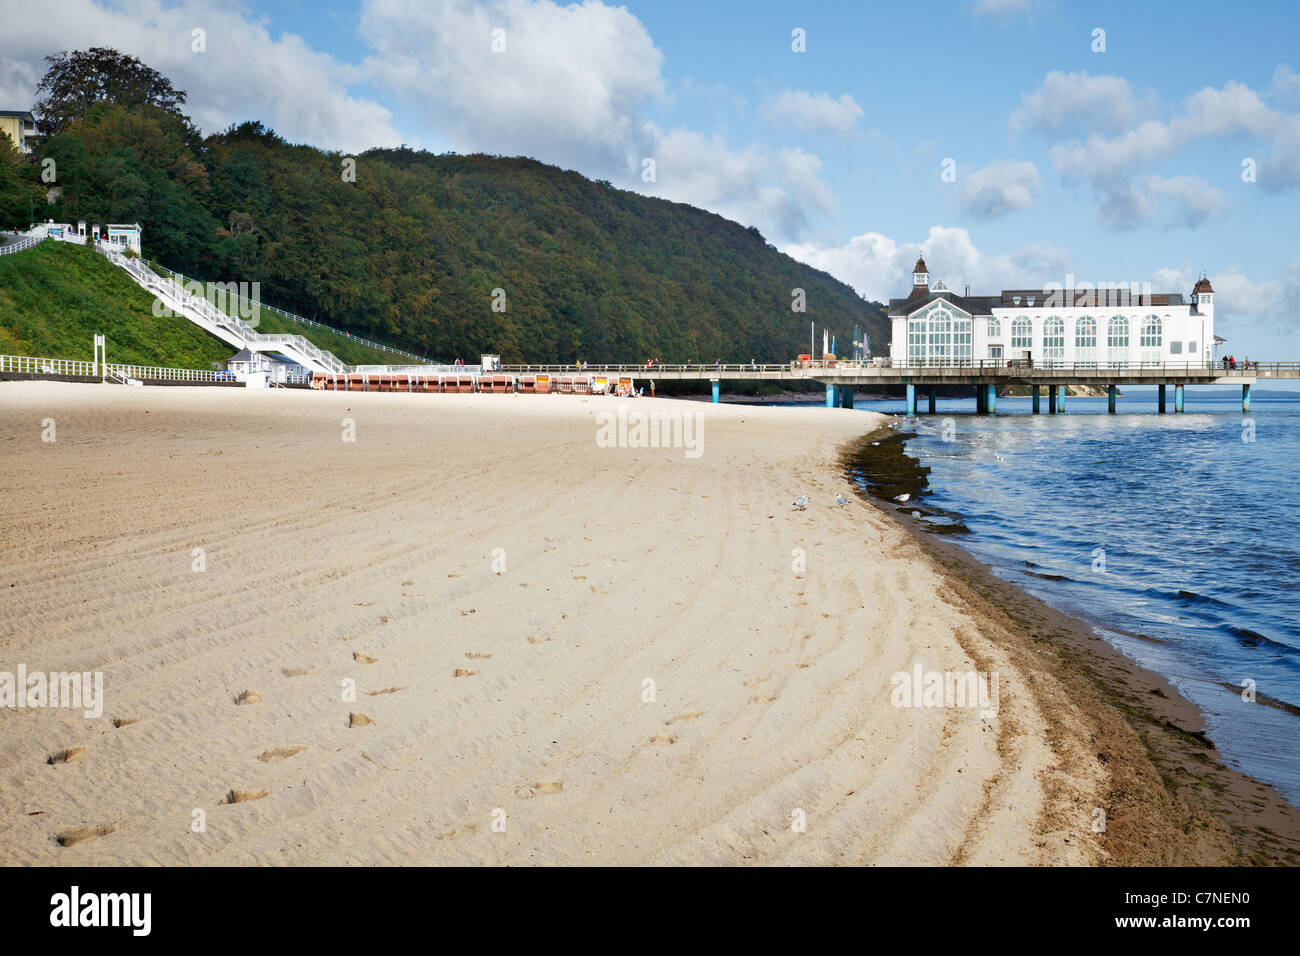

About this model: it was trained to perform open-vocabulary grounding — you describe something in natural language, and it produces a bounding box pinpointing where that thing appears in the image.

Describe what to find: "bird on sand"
[793,495,809,510]
[895,493,911,503]
[835,494,849,508]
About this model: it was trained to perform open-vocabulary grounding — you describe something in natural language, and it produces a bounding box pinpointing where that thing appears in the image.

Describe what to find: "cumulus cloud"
[0,0,402,152]
[360,0,665,171]
[1144,175,1229,228]
[1048,80,1300,192]
[960,160,1039,219]
[644,130,834,239]
[783,225,1070,303]
[1010,71,1146,136]
[760,90,863,136]
[1150,261,1300,333]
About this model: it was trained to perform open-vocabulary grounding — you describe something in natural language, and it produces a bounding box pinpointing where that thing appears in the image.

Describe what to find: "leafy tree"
[34,48,192,138]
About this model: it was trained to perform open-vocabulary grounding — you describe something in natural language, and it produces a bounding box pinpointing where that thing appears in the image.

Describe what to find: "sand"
[0,382,1112,865]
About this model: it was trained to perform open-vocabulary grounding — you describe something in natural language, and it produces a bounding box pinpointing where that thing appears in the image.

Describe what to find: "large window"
[1043,317,1065,364]
[1075,316,1098,367]
[1107,315,1128,365]
[987,317,1001,338]
[1140,314,1163,362]
[905,304,973,366]
[1011,317,1032,350]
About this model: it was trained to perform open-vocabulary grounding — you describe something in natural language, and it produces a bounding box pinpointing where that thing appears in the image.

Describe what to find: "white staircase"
[98,246,348,374]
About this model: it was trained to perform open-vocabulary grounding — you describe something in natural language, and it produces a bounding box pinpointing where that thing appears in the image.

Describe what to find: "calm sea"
[844,387,1300,807]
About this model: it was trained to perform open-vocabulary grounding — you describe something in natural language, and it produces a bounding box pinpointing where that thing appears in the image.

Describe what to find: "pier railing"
[501,360,1294,376]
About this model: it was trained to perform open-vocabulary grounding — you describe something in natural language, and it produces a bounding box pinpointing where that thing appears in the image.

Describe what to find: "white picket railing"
[0,354,99,376]
[0,225,48,256]
[0,353,228,382]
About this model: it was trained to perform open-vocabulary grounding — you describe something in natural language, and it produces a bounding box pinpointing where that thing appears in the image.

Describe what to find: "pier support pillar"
[1032,385,1041,414]
[927,387,936,414]
[1107,384,1117,414]
[975,384,986,414]
[826,384,835,408]
[1056,385,1067,413]
[906,384,917,417]
[1243,383,1252,413]
[841,387,854,409]
[1158,384,1167,414]
[1174,383,1184,413]
[985,383,997,415]
[1048,386,1058,414]
[711,379,720,404]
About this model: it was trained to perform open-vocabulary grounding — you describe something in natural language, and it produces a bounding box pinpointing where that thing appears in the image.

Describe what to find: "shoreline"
[840,423,1300,865]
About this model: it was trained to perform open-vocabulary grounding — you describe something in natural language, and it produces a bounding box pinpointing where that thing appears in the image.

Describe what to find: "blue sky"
[3,0,1297,357]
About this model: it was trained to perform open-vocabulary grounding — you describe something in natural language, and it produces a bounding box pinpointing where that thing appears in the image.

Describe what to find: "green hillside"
[19,95,888,365]
[0,241,231,367]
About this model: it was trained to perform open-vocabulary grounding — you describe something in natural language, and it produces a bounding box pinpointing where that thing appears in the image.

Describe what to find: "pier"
[499,361,1294,414]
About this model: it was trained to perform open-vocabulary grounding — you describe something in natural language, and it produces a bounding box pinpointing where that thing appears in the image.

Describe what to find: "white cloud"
[642,130,834,240]
[1271,65,1300,105]
[760,90,863,136]
[974,0,1036,18]
[1150,261,1300,333]
[783,225,1070,303]
[360,0,665,172]
[960,160,1039,219]
[1144,174,1229,228]
[1010,71,1145,136]
[1048,80,1300,192]
[0,0,402,152]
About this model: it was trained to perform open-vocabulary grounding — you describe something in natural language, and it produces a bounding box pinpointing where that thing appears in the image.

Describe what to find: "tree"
[34,48,191,137]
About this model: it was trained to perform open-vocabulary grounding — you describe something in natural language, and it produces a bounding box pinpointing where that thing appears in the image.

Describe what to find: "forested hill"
[24,106,887,364]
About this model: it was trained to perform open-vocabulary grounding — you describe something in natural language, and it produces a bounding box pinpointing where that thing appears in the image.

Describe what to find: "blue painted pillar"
[711,379,720,404]
[826,384,835,408]
[1032,385,1041,414]
[1174,383,1184,413]
[1158,384,1167,414]
[1048,386,1058,414]
[986,383,997,415]
[1107,384,1117,414]
[906,384,917,416]
[1243,383,1252,412]
[927,387,936,414]
[842,387,854,409]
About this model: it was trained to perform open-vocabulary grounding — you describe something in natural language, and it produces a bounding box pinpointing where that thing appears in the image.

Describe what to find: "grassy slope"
[0,242,232,368]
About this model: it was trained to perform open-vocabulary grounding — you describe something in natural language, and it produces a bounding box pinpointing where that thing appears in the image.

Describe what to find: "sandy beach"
[0,381,1280,866]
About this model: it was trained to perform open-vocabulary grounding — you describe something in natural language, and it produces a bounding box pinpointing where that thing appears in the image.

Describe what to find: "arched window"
[1107,315,1128,366]
[1011,316,1032,349]
[1140,314,1162,362]
[1075,316,1097,367]
[1043,317,1065,364]
[987,317,1001,338]
[906,304,973,366]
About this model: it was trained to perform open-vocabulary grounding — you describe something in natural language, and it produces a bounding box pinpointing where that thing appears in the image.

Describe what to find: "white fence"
[0,226,48,256]
[1,353,225,382]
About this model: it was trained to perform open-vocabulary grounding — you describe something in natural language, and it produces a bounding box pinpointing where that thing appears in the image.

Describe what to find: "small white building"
[224,348,310,384]
[888,257,1219,367]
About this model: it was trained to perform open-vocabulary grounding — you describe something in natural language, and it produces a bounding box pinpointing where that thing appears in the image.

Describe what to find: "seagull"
[793,495,809,510]
[912,511,922,518]
[835,494,849,508]
[895,493,911,503]
[871,441,880,446]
